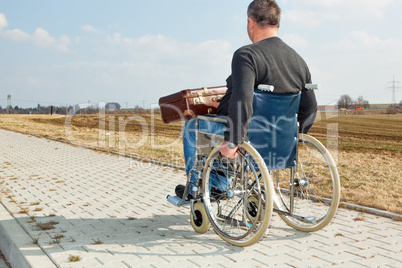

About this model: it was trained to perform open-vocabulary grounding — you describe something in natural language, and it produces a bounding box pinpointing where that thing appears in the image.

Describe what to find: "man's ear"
[248,17,255,30]
[247,17,256,41]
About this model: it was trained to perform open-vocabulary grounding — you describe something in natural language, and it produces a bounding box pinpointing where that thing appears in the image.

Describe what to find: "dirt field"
[0,110,401,215]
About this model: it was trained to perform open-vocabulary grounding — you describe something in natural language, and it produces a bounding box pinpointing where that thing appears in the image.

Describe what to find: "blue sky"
[1,0,401,108]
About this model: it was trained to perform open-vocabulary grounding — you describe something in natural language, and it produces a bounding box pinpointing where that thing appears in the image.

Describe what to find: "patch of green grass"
[353,216,366,222]
[68,255,82,262]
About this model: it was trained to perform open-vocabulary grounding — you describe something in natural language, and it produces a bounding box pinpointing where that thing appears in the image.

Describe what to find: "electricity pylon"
[386,76,401,106]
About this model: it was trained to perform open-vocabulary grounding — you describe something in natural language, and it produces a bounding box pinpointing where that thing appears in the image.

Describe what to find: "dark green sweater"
[217,37,317,145]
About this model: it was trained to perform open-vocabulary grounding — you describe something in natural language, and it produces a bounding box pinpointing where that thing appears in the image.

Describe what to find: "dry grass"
[36,220,59,230]
[310,112,402,214]
[0,114,184,166]
[0,111,401,214]
[68,255,82,262]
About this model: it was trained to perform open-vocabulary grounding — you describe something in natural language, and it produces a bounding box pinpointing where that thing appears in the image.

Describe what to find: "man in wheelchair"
[176,0,317,200]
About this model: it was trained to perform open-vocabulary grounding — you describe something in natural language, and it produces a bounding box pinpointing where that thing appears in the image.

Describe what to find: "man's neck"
[252,27,279,43]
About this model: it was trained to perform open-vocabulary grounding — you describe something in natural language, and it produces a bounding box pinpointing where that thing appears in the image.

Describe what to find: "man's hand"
[220,141,238,159]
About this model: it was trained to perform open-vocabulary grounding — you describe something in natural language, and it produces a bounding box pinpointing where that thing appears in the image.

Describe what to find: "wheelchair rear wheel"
[274,134,340,232]
[202,142,274,247]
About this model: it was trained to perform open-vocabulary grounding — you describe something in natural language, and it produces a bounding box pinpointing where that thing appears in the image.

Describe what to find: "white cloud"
[325,31,402,53]
[309,30,402,104]
[0,13,71,52]
[57,35,72,51]
[32,28,55,47]
[297,0,393,9]
[31,28,71,52]
[284,0,394,28]
[0,13,8,31]
[26,76,58,88]
[81,24,101,34]
[106,33,126,45]
[105,33,232,69]
[3,29,31,41]
[323,31,402,74]
[282,33,308,48]
[15,33,233,106]
[284,10,326,28]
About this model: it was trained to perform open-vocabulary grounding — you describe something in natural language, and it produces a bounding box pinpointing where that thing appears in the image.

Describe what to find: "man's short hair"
[247,0,281,28]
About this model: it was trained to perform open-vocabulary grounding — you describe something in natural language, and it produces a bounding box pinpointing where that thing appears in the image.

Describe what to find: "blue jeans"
[182,117,228,195]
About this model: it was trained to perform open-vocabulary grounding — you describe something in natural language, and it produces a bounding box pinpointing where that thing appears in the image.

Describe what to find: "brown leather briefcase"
[159,86,227,124]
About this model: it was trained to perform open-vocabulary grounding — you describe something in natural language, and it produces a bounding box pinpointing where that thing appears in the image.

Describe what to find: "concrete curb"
[340,201,402,220]
[0,203,56,268]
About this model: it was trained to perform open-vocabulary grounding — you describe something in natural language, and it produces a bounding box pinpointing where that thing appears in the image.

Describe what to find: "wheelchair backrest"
[247,90,301,171]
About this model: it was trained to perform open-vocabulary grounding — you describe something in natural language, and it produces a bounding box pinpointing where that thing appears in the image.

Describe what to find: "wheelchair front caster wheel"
[190,202,211,234]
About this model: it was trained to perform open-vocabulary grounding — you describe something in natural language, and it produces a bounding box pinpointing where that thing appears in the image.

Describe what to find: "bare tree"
[105,102,121,110]
[355,95,370,109]
[337,94,354,109]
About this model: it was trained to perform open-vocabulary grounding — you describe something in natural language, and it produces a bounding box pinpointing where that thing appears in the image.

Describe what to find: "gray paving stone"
[0,260,7,268]
[0,129,401,267]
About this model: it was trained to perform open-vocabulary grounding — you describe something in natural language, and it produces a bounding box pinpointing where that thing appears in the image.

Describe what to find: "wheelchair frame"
[167,84,341,247]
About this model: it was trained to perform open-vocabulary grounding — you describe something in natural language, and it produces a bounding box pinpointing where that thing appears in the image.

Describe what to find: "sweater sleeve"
[298,68,317,133]
[224,48,256,145]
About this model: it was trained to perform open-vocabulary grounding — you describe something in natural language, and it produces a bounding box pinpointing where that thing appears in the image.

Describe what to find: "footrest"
[167,195,190,207]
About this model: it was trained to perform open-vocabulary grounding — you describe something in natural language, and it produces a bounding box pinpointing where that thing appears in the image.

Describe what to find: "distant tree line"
[0,104,71,114]
[337,95,370,109]
[0,103,160,114]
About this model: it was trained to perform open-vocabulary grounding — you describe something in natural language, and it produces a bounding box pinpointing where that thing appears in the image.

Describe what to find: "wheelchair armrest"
[197,115,228,124]
[305,84,320,90]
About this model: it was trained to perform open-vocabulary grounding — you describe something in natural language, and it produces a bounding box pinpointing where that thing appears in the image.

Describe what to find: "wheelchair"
[167,84,341,247]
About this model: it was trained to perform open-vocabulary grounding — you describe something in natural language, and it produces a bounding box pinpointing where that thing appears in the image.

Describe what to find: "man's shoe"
[175,185,193,200]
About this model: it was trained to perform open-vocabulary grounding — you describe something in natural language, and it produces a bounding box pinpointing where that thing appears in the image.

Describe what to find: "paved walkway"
[0,129,401,267]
